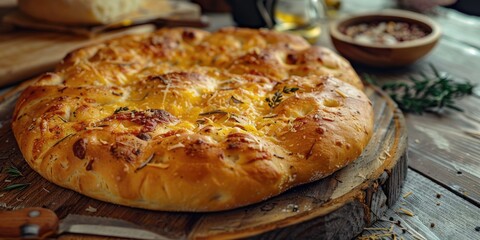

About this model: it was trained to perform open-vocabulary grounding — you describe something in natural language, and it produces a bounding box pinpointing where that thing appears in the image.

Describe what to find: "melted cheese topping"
[12,28,373,211]
[18,28,360,150]
[24,28,363,160]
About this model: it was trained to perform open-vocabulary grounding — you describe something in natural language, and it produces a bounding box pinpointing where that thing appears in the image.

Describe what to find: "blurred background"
[0,0,479,88]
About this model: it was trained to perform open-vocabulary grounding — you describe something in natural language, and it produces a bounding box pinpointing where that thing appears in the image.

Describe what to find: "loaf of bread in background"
[18,0,142,25]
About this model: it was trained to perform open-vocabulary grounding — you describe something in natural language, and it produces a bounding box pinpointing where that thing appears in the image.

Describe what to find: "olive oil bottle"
[273,0,326,43]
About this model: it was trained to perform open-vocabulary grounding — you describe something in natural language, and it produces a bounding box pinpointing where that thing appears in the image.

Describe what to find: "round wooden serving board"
[0,84,407,240]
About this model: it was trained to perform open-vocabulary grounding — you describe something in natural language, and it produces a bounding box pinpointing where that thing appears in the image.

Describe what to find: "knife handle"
[0,207,59,239]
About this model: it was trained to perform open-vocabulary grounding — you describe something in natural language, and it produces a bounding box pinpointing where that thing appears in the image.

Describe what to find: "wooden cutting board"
[0,84,407,239]
[0,25,155,88]
[0,0,202,88]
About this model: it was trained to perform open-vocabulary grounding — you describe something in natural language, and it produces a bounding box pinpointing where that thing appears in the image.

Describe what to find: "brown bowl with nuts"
[329,9,441,67]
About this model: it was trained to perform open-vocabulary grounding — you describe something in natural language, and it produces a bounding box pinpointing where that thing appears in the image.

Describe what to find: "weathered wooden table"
[1,0,479,239]
[335,1,480,239]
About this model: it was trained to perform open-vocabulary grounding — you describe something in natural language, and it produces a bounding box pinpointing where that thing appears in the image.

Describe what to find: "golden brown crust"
[12,28,373,211]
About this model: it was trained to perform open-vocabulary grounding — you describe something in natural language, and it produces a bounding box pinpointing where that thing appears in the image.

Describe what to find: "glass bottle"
[273,0,326,43]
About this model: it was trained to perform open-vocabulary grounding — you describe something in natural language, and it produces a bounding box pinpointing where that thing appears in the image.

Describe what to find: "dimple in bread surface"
[12,27,373,211]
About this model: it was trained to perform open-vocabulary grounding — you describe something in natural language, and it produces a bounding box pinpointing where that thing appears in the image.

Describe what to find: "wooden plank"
[0,25,155,88]
[357,169,480,240]
[433,8,480,49]
[341,0,394,14]
[407,114,480,205]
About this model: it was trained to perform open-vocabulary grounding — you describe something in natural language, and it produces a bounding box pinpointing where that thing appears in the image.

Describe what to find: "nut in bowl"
[329,9,441,67]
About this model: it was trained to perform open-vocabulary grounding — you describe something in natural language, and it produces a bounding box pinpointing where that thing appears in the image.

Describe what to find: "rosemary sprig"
[263,114,278,119]
[199,110,228,116]
[266,91,283,108]
[52,133,75,148]
[57,116,68,123]
[2,183,30,191]
[114,106,129,114]
[265,86,299,108]
[135,154,155,172]
[230,96,244,104]
[366,64,475,114]
[5,166,22,178]
[282,86,299,94]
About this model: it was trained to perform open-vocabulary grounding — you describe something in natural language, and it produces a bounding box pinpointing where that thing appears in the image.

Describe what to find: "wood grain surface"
[358,170,480,240]
[0,25,155,88]
[0,81,406,239]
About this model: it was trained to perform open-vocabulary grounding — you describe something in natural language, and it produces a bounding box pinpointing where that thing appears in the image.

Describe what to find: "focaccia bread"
[12,28,373,211]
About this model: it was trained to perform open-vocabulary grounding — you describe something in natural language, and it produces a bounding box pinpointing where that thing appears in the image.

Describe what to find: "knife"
[0,207,170,239]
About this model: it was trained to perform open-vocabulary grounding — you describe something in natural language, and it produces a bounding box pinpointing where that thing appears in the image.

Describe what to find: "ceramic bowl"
[329,9,441,67]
